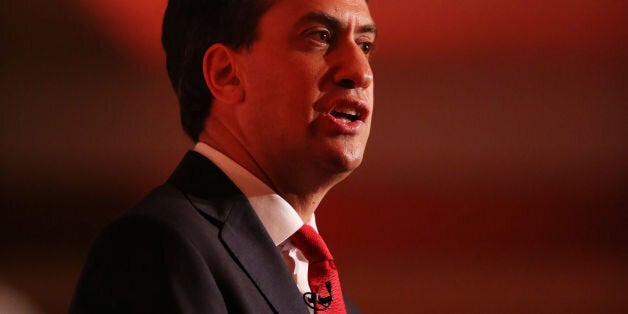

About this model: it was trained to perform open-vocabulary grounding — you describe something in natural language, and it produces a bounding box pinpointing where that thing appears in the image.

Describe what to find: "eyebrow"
[296,11,378,38]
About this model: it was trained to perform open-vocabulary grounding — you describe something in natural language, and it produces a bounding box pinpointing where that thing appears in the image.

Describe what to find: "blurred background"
[1,0,626,313]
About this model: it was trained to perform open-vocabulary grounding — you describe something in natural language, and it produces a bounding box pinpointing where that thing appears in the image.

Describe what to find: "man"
[71,0,376,312]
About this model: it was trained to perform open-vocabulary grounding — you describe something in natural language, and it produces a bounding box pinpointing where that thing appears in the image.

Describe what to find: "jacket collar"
[167,151,308,313]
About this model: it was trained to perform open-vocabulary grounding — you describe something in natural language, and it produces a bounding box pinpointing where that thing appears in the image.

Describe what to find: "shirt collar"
[193,142,317,246]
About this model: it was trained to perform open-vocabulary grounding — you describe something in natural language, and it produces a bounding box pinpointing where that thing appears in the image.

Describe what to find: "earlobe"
[202,44,244,104]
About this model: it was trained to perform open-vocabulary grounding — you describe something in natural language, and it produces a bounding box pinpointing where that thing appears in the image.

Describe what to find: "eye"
[317,31,331,43]
[360,42,372,53]
[358,41,375,55]
[307,29,333,44]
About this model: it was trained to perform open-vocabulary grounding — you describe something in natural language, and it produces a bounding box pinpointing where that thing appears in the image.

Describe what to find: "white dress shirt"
[193,142,315,297]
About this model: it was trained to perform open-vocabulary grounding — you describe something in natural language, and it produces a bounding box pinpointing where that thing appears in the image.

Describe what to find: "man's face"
[233,0,376,188]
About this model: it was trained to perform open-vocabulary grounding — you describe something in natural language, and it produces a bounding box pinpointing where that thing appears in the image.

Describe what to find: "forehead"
[261,0,373,30]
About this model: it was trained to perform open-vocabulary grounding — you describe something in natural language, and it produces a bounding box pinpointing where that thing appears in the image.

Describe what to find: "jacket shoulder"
[70,205,229,313]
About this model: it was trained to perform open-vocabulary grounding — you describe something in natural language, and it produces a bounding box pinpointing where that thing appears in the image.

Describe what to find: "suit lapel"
[221,198,307,313]
[168,151,308,313]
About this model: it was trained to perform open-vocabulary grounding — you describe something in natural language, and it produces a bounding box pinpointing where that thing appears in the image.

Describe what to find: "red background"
[1,0,627,313]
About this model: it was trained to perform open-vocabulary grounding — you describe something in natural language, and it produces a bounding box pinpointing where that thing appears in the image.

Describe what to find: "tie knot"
[290,224,333,262]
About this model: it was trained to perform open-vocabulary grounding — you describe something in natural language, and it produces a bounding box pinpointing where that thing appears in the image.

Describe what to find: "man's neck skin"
[198,116,349,223]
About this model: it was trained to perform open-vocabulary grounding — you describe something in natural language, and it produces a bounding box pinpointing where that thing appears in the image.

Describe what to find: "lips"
[331,106,360,122]
[317,97,370,134]
[327,98,370,123]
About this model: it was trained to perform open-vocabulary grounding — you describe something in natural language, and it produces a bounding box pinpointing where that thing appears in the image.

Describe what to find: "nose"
[332,41,373,90]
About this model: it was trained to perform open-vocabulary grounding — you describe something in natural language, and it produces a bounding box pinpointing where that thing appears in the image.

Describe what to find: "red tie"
[290,225,347,313]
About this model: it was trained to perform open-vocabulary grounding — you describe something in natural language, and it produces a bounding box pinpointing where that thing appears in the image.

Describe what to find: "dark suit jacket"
[70,151,361,313]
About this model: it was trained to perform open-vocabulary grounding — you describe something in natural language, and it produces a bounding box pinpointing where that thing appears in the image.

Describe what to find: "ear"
[202,44,244,104]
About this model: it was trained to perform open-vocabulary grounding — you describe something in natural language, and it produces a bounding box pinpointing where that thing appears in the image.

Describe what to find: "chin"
[310,134,369,177]
[321,147,365,174]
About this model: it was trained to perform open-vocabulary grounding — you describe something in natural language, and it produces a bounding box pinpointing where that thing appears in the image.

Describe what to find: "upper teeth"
[334,107,358,116]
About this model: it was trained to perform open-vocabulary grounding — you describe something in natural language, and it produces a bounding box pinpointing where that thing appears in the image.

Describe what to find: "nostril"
[338,78,355,89]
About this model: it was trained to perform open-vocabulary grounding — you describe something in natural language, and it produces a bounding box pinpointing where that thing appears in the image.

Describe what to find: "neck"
[198,119,347,223]
[274,183,333,223]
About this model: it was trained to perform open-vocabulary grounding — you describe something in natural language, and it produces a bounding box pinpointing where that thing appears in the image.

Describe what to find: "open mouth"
[331,108,360,122]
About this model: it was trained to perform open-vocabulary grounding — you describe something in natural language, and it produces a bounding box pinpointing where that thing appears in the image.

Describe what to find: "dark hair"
[162,0,276,141]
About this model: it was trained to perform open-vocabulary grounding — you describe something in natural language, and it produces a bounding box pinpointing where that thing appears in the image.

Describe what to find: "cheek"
[242,54,326,128]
